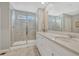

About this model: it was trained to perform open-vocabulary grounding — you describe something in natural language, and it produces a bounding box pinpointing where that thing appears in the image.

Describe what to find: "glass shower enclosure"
[11,10,36,46]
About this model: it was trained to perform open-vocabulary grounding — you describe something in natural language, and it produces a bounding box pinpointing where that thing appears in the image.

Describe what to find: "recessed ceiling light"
[41,2,45,4]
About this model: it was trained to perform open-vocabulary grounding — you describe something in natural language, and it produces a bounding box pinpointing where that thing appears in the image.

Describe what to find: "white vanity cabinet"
[36,34,78,56]
[36,34,55,56]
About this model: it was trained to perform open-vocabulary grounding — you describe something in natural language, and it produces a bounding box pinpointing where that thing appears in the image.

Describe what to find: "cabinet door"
[36,34,78,56]
[44,38,78,56]
[48,40,78,56]
[36,35,55,56]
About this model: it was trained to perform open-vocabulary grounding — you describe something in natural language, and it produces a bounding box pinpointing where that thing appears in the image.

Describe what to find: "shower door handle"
[26,30,28,35]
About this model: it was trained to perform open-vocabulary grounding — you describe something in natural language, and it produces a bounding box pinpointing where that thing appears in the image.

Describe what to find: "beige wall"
[0,8,1,49]
[62,14,79,33]
[37,8,44,32]
[37,8,48,32]
[44,8,48,32]
[63,14,72,32]
[72,14,79,33]
[0,2,11,50]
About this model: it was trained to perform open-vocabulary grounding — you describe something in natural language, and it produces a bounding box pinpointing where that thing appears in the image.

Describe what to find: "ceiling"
[10,2,43,13]
[10,2,79,16]
[47,2,79,16]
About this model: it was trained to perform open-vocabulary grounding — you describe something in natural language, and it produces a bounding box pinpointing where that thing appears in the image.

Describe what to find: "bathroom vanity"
[36,32,79,56]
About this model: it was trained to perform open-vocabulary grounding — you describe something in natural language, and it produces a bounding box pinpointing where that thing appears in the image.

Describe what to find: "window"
[27,16,33,20]
[17,15,34,21]
[17,15,26,20]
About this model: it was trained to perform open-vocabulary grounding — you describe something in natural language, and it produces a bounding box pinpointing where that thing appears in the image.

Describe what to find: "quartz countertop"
[37,32,79,55]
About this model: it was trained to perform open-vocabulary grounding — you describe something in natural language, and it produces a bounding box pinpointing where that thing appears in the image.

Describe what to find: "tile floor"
[0,40,40,56]
[1,46,40,56]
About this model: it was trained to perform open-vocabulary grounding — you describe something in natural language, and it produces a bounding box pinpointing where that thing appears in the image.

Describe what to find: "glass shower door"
[11,10,36,46]
[14,14,28,45]
[27,15,36,40]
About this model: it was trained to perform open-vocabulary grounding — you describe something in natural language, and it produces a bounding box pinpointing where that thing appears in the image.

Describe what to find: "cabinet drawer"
[48,40,78,56]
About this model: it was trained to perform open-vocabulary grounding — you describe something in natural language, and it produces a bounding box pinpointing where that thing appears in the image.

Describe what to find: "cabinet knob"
[52,53,54,56]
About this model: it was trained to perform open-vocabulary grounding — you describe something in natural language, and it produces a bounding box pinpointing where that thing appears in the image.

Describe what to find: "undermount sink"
[46,33,70,38]
[44,33,79,44]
